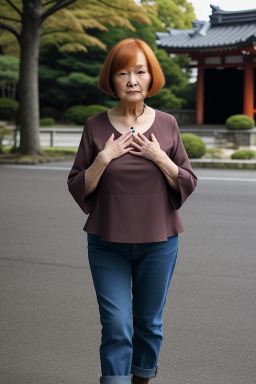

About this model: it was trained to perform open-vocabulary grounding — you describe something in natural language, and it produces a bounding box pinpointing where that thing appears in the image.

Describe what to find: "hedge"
[231,150,255,160]
[40,117,55,126]
[65,104,108,125]
[225,114,255,130]
[0,98,19,121]
[181,133,206,158]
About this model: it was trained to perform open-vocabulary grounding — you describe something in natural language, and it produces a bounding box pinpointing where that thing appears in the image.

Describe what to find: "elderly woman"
[68,38,197,384]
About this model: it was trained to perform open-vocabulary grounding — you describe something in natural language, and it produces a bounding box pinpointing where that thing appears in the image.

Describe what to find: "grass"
[43,147,77,157]
[0,145,77,164]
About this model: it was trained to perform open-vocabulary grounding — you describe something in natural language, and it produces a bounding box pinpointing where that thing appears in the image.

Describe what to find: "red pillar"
[243,57,254,119]
[196,59,204,124]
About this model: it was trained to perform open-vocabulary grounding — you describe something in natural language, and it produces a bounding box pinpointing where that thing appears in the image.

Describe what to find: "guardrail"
[8,124,256,149]
[12,127,83,147]
[39,127,83,147]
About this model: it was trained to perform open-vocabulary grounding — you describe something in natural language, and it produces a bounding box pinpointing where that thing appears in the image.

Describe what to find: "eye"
[118,72,127,77]
[138,71,145,75]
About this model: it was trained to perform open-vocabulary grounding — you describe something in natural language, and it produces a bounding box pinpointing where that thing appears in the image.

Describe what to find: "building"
[156,5,256,124]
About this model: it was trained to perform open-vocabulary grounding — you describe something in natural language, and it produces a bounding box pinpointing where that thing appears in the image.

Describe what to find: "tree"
[36,0,196,116]
[141,0,195,29]
[0,55,19,99]
[0,0,150,155]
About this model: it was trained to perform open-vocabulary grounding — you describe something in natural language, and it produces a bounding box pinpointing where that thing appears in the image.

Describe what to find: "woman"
[68,38,197,384]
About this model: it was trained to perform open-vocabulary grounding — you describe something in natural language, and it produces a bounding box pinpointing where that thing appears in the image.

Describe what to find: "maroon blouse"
[67,110,197,243]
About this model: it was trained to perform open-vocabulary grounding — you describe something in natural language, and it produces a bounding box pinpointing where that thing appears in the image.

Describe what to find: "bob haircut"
[98,38,165,98]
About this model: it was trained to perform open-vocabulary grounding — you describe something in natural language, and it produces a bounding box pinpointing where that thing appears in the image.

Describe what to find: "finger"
[151,133,158,142]
[124,146,134,153]
[131,141,142,150]
[132,134,144,145]
[123,138,134,148]
[129,150,142,156]
[138,132,149,142]
[119,131,133,143]
[108,133,115,141]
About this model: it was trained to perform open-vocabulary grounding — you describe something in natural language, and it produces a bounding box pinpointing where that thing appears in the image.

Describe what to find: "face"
[112,50,152,102]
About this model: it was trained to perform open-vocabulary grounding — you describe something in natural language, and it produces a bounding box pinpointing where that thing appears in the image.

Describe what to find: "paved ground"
[0,163,256,384]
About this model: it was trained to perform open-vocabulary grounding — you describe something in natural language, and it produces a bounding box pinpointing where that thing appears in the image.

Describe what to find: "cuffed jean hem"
[100,375,132,384]
[131,364,158,378]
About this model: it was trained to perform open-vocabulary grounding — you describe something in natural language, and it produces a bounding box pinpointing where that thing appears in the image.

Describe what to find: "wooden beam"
[243,57,254,119]
[196,59,204,124]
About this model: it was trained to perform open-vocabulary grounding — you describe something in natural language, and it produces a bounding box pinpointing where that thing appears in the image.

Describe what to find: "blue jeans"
[87,234,178,384]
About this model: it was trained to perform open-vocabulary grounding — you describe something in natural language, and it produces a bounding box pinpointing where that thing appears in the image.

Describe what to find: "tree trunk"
[19,0,42,155]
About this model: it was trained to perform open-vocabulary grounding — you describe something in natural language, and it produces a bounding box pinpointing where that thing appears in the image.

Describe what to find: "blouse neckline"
[105,109,157,137]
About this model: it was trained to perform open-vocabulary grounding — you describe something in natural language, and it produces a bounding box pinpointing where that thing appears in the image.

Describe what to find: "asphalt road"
[0,163,256,384]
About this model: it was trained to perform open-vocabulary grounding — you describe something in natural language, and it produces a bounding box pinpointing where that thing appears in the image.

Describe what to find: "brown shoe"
[133,376,150,384]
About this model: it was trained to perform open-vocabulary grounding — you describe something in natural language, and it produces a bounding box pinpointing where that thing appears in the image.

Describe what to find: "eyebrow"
[135,65,147,68]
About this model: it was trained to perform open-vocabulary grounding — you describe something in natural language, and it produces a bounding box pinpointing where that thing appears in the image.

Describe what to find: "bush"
[231,150,255,160]
[40,117,55,126]
[205,147,224,159]
[0,98,19,121]
[41,107,60,121]
[181,133,206,158]
[225,114,255,130]
[65,104,108,125]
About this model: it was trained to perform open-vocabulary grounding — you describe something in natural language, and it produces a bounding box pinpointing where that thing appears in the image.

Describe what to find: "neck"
[114,101,146,120]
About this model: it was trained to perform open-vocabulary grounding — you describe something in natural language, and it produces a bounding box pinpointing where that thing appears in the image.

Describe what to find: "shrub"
[40,117,55,126]
[205,147,224,159]
[231,150,255,160]
[65,104,108,125]
[41,107,60,121]
[225,114,255,130]
[0,98,19,121]
[181,133,206,158]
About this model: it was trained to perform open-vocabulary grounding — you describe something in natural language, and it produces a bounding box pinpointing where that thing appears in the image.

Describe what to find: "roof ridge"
[210,4,256,25]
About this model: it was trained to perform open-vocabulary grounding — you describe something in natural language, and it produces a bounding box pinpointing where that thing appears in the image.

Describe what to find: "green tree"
[142,0,195,29]
[36,1,195,114]
[0,0,150,155]
[0,55,19,99]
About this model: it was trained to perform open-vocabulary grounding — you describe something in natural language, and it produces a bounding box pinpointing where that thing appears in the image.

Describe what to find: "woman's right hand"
[100,132,133,164]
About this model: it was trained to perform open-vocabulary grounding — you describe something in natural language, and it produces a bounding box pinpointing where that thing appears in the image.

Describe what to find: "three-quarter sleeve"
[168,118,197,210]
[67,119,97,214]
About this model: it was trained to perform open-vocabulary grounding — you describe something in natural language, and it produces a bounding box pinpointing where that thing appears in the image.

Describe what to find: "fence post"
[50,130,55,147]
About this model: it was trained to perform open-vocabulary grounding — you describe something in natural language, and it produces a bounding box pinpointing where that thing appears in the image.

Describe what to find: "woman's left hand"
[129,132,166,163]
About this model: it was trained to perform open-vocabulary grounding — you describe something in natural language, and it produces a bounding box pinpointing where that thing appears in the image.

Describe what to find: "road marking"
[199,177,256,183]
[2,165,256,183]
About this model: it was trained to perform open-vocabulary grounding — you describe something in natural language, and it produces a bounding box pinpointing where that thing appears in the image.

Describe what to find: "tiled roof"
[156,5,256,52]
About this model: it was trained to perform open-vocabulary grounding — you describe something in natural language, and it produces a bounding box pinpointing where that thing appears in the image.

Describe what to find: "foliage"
[0,123,13,153]
[142,0,195,29]
[205,148,224,159]
[147,88,184,109]
[43,147,77,157]
[172,82,196,109]
[40,117,55,126]
[231,150,255,160]
[40,107,60,120]
[36,0,196,113]
[0,97,19,120]
[155,50,190,88]
[0,0,151,55]
[181,133,206,158]
[0,55,19,99]
[0,0,197,155]
[65,104,108,124]
[225,114,255,130]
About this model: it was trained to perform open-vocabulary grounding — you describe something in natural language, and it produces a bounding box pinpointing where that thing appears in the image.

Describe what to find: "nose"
[127,74,137,87]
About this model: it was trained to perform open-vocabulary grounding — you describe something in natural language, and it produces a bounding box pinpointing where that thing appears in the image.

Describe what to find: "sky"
[189,0,256,21]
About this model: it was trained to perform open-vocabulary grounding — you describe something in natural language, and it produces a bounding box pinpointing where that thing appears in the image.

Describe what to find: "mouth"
[127,91,140,94]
